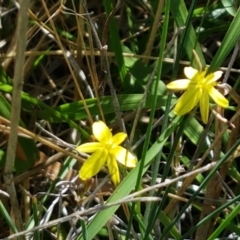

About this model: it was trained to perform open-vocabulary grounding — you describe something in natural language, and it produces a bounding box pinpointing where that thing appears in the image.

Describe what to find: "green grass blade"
[208,6,240,73]
[0,82,89,139]
[103,0,127,83]
[208,203,240,240]
[181,194,240,239]
[142,1,171,236]
[0,200,18,234]
[39,94,172,121]
[163,137,240,238]
[32,197,41,240]
[170,0,206,68]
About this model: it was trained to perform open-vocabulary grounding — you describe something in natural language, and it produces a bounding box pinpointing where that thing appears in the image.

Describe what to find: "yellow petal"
[205,71,223,84]
[77,142,102,153]
[92,121,112,144]
[79,149,107,180]
[112,132,127,146]
[208,86,229,108]
[107,154,120,185]
[199,90,210,124]
[111,146,137,167]
[184,67,198,79]
[167,80,190,91]
[174,87,201,116]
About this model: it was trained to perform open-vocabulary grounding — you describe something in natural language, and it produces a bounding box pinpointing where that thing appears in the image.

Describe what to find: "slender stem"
[3,0,30,236]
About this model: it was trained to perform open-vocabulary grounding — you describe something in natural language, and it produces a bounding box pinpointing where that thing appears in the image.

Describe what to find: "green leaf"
[0,82,89,139]
[221,0,237,16]
[208,6,240,73]
[170,0,206,68]
[0,68,39,172]
[0,200,18,233]
[103,0,127,84]
[38,94,171,121]
[208,202,240,240]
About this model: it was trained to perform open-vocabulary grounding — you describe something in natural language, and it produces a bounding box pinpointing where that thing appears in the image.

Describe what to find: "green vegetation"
[1,0,240,239]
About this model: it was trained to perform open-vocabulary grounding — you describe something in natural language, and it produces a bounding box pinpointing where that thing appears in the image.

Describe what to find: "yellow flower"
[167,66,229,123]
[77,121,137,186]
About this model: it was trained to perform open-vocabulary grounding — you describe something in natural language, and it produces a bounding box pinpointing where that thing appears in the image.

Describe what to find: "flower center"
[197,80,204,89]
[104,140,114,150]
[194,72,207,89]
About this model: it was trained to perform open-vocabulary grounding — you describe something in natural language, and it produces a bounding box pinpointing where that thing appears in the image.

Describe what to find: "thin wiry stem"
[3,0,30,236]
[81,1,126,134]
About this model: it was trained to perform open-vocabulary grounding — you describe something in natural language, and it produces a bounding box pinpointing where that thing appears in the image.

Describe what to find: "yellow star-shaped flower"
[167,66,229,123]
[77,121,137,185]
